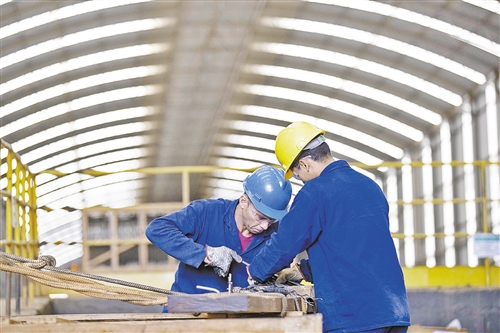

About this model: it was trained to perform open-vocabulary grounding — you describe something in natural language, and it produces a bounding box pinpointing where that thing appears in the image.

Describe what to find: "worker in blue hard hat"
[248,122,411,333]
[145,165,292,311]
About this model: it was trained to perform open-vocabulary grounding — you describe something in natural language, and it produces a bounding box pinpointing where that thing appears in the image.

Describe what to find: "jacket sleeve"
[249,190,321,282]
[145,201,207,268]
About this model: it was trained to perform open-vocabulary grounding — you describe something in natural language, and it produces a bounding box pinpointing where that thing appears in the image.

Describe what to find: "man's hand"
[205,245,242,278]
[276,264,304,284]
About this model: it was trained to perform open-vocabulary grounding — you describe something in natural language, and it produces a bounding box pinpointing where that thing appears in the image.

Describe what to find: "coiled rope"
[0,252,184,306]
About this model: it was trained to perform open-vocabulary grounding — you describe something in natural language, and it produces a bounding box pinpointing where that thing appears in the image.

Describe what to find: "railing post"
[478,161,490,286]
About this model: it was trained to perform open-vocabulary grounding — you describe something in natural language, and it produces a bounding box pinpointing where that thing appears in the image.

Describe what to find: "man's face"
[243,199,277,234]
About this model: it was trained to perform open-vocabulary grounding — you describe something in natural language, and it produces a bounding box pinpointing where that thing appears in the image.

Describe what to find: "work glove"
[276,264,304,284]
[205,245,242,278]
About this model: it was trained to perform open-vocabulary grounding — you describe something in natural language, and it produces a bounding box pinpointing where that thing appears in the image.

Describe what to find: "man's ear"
[239,194,248,207]
[299,158,311,171]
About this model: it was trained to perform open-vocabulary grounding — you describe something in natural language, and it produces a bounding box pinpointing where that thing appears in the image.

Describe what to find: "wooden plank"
[6,313,210,324]
[168,293,306,314]
[0,314,323,332]
[168,286,315,314]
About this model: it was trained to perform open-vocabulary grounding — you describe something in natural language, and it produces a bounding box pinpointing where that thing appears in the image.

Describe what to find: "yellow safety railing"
[1,140,39,257]
[0,139,39,311]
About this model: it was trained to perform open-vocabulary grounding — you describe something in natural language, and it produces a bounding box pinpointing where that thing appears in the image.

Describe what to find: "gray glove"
[205,245,242,278]
[276,264,304,284]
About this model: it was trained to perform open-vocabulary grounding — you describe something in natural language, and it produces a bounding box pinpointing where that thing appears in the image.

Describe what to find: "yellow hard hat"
[275,122,326,180]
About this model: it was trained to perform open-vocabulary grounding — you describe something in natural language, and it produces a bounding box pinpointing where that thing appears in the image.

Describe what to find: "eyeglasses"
[292,170,301,181]
[249,204,278,225]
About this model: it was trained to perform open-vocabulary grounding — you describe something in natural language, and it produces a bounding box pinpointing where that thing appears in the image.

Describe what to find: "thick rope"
[0,252,183,306]
[0,252,309,313]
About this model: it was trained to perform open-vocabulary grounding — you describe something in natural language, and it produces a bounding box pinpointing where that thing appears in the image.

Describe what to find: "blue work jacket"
[249,160,410,332]
[145,198,278,297]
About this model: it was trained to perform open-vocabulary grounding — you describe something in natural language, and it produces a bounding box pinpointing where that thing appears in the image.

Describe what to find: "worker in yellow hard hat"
[145,165,292,312]
[248,121,411,333]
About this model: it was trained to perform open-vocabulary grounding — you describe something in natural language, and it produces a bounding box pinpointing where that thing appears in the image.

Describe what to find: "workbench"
[1,287,323,333]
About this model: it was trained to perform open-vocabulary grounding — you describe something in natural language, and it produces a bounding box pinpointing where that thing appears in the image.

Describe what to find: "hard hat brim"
[251,198,289,221]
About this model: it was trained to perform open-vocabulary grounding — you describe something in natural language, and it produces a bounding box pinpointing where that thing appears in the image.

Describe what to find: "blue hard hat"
[243,166,292,220]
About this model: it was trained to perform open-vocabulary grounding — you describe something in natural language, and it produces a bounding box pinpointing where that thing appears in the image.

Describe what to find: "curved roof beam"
[2,66,165,127]
[251,43,462,106]
[0,17,174,83]
[1,44,169,97]
[13,107,156,153]
[307,0,499,57]
[0,0,154,40]
[261,17,486,85]
[238,83,441,126]
[237,85,420,159]
[2,84,164,138]
[30,136,153,174]
[21,122,155,165]
[223,118,389,164]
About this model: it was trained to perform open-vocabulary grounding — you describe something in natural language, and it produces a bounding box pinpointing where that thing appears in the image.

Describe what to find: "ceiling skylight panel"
[80,173,144,192]
[206,178,245,192]
[13,107,156,152]
[1,18,174,72]
[222,120,283,137]
[90,159,146,173]
[306,0,499,57]
[35,150,151,188]
[212,157,271,170]
[213,147,277,165]
[242,81,441,126]
[238,105,423,142]
[1,84,163,137]
[342,81,442,125]
[74,137,151,164]
[83,181,142,201]
[217,134,275,151]
[261,17,485,85]
[0,0,153,40]
[233,102,402,160]
[1,44,168,96]
[464,0,500,13]
[68,66,165,91]
[210,169,252,182]
[42,180,142,210]
[62,148,151,174]
[28,137,151,174]
[38,182,90,207]
[329,141,383,165]
[237,84,409,158]
[29,150,78,174]
[37,210,82,233]
[252,44,461,106]
[20,122,154,164]
[37,174,85,197]
[244,63,435,133]
[1,66,165,119]
[36,159,144,193]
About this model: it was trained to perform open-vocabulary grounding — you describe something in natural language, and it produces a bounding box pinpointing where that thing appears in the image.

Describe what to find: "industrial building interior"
[1,1,499,332]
